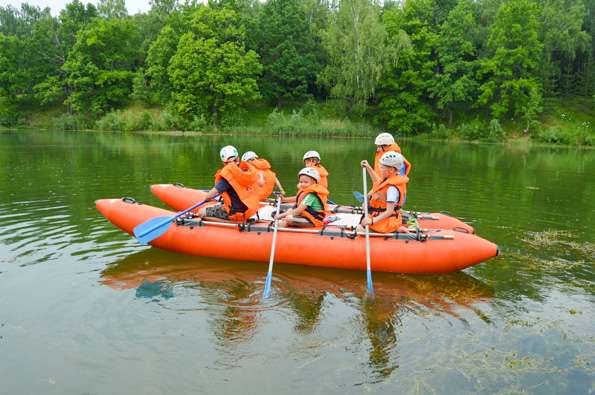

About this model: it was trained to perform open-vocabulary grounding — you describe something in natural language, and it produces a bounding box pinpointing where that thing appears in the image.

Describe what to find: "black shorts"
[204,204,229,220]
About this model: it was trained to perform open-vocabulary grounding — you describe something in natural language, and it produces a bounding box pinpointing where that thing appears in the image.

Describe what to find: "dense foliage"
[0,0,593,134]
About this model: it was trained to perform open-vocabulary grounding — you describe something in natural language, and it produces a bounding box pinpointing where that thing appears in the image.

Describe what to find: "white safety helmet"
[375,132,395,146]
[219,145,239,162]
[379,151,404,171]
[241,151,258,161]
[298,167,320,183]
[302,150,321,161]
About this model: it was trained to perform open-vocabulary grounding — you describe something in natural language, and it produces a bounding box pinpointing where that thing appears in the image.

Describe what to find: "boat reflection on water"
[101,249,493,376]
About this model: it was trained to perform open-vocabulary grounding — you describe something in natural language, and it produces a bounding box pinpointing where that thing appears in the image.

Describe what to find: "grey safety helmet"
[375,132,395,146]
[220,145,239,162]
[379,151,404,171]
[298,167,320,183]
[241,151,258,161]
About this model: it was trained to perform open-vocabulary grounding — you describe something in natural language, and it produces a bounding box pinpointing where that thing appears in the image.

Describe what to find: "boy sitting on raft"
[357,151,410,234]
[374,132,412,177]
[302,150,329,188]
[241,151,285,200]
[197,145,260,223]
[275,167,329,228]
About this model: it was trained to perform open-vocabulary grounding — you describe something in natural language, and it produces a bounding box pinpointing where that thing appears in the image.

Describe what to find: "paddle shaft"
[362,168,374,295]
[275,178,286,195]
[263,195,282,298]
[135,196,216,241]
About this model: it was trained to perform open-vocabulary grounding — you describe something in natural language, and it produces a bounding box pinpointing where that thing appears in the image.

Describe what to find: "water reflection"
[101,249,493,378]
[3,131,593,392]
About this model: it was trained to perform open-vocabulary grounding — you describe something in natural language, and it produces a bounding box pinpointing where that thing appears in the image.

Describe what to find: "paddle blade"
[263,273,272,298]
[133,216,174,245]
[366,270,375,296]
[353,191,364,203]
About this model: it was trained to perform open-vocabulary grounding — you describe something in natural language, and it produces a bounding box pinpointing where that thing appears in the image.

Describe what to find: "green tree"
[0,5,64,122]
[375,0,436,134]
[257,0,322,104]
[168,6,262,124]
[430,0,480,125]
[135,0,181,59]
[477,0,543,129]
[34,1,98,109]
[209,0,262,51]
[302,0,332,98]
[538,0,591,95]
[0,33,27,124]
[63,18,142,114]
[143,7,194,105]
[146,24,182,104]
[585,0,595,94]
[97,0,127,19]
[320,0,400,114]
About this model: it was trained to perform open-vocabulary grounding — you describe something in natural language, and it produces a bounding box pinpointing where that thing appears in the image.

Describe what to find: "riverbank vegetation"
[1,0,594,144]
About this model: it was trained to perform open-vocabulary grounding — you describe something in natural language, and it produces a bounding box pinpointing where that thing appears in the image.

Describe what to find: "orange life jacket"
[294,184,330,228]
[374,144,412,176]
[247,158,276,200]
[214,162,260,222]
[306,163,329,188]
[367,175,408,233]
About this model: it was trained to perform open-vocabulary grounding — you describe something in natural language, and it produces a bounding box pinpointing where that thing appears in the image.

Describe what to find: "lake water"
[0,130,593,394]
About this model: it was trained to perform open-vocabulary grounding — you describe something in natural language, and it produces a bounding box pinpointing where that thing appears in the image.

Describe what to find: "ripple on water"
[0,199,141,267]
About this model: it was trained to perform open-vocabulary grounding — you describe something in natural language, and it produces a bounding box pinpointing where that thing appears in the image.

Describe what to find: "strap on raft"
[174,218,455,241]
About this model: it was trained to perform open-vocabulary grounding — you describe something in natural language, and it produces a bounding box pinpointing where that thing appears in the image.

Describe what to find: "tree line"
[0,0,593,133]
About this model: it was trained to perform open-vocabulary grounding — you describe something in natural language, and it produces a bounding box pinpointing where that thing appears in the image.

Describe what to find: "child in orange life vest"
[373,132,412,177]
[357,151,410,234]
[275,167,329,228]
[302,150,329,189]
[197,145,260,223]
[241,151,285,200]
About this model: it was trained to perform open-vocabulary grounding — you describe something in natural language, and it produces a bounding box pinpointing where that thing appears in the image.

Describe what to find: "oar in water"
[263,193,283,298]
[133,196,217,245]
[362,168,374,296]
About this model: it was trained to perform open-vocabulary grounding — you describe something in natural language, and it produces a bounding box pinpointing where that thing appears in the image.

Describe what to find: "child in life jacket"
[302,150,329,189]
[373,132,411,177]
[241,151,285,200]
[197,145,260,223]
[357,151,409,234]
[275,167,329,228]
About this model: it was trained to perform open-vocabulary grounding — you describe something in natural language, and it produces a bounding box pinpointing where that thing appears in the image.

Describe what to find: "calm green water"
[0,130,593,394]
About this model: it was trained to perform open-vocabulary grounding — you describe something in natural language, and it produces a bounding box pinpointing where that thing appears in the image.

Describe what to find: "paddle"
[263,193,282,298]
[133,196,217,245]
[362,168,374,296]
[274,178,286,196]
[353,191,364,203]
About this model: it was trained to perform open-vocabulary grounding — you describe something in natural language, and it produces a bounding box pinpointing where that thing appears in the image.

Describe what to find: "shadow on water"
[101,248,493,378]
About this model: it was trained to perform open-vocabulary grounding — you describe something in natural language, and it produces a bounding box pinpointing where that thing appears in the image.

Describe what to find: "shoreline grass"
[4,97,593,146]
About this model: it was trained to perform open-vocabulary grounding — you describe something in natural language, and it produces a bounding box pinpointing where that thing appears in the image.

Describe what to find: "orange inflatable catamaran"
[96,197,498,274]
[150,183,476,234]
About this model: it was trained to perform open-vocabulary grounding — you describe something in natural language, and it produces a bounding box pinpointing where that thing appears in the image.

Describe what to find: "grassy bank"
[9,97,595,146]
[426,97,594,146]
[23,100,378,138]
